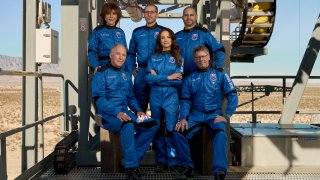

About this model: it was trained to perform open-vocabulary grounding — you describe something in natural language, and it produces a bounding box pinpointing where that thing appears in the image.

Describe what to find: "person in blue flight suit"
[175,6,225,76]
[145,28,193,179]
[175,45,238,180]
[92,44,159,180]
[127,4,165,113]
[88,2,128,75]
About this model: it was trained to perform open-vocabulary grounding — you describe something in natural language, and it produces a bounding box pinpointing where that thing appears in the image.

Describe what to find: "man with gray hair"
[175,45,238,180]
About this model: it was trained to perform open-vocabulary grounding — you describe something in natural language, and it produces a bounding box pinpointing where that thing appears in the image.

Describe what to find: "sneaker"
[154,162,168,173]
[174,166,193,180]
[125,168,144,180]
[214,171,226,180]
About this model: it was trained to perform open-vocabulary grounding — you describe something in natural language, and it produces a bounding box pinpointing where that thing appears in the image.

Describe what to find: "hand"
[137,112,148,122]
[94,66,102,75]
[175,119,188,132]
[117,112,132,122]
[133,68,138,76]
[150,69,157,75]
[167,73,182,80]
[214,116,227,124]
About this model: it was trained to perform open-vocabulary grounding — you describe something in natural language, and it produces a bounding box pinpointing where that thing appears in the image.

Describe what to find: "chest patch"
[192,34,198,40]
[210,73,217,84]
[122,73,127,80]
[154,32,159,39]
[116,32,121,38]
[169,57,175,63]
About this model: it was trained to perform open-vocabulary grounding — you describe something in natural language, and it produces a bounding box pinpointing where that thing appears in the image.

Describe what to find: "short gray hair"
[193,45,209,57]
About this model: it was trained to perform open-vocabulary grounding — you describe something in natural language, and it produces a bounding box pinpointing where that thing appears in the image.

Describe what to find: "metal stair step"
[246,23,273,28]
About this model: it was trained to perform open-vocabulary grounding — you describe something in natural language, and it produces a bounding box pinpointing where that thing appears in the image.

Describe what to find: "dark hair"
[183,6,197,15]
[100,2,122,25]
[155,28,182,66]
[193,45,209,57]
[145,4,158,12]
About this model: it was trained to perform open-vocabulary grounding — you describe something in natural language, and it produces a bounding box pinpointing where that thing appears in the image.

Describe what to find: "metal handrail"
[0,68,64,78]
[0,69,65,180]
[231,75,320,123]
[0,113,64,139]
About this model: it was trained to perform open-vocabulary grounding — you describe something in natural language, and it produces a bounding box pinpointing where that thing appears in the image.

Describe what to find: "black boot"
[174,166,193,180]
[125,168,144,180]
[169,165,180,176]
[214,171,226,180]
[154,162,168,173]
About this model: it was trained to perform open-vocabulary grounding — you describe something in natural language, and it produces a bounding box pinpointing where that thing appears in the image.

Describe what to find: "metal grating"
[33,165,320,180]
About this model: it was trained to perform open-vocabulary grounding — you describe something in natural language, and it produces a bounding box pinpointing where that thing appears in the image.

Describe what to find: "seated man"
[175,45,238,180]
[92,44,159,180]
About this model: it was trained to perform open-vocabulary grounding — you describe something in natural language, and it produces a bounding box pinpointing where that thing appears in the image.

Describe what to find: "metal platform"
[231,123,320,167]
[33,165,320,180]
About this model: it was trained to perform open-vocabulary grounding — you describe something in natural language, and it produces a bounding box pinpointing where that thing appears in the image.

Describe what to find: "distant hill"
[0,55,60,73]
[0,54,61,85]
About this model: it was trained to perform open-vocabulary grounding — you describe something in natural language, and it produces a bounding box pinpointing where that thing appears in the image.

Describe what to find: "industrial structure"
[1,0,320,179]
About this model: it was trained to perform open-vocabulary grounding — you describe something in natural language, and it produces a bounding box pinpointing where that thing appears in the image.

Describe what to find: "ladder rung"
[242,40,267,44]
[246,23,273,28]
[244,33,270,37]
[247,0,274,3]
[247,11,274,16]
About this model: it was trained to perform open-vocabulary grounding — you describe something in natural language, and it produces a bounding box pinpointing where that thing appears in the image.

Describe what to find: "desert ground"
[0,83,61,180]
[1,83,320,179]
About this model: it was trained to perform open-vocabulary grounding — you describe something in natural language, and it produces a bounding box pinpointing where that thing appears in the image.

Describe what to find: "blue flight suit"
[127,23,165,112]
[146,52,193,167]
[178,68,238,174]
[92,64,159,169]
[175,25,225,76]
[88,25,130,71]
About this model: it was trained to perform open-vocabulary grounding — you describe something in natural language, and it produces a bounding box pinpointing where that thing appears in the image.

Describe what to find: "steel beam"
[22,0,39,172]
[280,14,320,124]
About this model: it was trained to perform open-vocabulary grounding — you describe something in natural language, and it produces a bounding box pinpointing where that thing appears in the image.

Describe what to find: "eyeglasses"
[144,11,157,14]
[195,54,209,60]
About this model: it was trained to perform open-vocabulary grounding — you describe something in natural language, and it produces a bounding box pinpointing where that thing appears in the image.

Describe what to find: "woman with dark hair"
[146,28,193,179]
[88,2,128,74]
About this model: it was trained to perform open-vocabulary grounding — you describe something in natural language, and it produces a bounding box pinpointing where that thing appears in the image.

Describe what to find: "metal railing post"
[38,75,44,160]
[0,138,8,180]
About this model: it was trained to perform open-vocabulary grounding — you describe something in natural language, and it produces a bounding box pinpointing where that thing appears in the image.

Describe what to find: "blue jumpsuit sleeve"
[127,31,137,74]
[156,63,184,86]
[205,31,225,69]
[180,78,192,120]
[145,59,168,84]
[88,30,100,69]
[127,80,143,112]
[222,72,238,117]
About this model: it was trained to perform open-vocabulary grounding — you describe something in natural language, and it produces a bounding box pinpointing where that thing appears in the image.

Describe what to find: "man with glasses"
[175,6,225,76]
[127,4,164,113]
[175,46,238,180]
[127,4,169,173]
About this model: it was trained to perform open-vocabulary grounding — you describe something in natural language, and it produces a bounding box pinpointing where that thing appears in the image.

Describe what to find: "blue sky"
[0,0,319,76]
